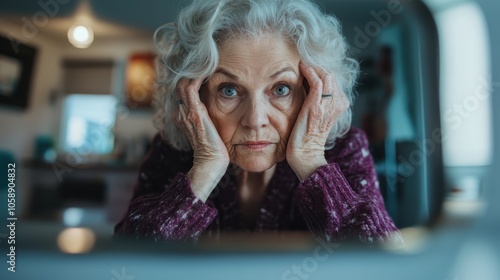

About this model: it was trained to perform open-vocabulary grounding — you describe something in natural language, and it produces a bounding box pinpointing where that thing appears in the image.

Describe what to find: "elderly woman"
[115,0,399,243]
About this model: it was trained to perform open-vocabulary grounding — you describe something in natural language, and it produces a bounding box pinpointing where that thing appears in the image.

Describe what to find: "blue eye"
[273,85,291,96]
[220,86,238,97]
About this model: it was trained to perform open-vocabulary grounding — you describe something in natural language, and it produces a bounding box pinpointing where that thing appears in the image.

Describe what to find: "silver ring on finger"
[321,93,333,98]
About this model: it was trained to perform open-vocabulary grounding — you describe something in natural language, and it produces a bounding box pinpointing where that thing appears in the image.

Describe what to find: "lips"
[240,141,274,150]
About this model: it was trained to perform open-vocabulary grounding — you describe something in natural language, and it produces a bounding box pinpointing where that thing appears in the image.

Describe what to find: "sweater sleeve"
[114,134,218,241]
[295,128,402,243]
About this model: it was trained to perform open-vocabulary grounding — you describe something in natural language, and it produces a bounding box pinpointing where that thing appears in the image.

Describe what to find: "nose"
[240,95,270,129]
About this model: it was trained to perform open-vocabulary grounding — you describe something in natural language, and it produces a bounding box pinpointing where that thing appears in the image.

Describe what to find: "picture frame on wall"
[125,52,156,109]
[0,34,38,109]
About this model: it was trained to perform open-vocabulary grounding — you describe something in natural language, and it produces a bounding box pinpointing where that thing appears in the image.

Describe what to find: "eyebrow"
[270,67,298,79]
[213,66,298,81]
[214,68,239,80]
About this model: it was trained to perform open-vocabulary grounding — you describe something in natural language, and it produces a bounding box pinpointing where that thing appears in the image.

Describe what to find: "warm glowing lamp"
[57,227,96,254]
[68,24,94,48]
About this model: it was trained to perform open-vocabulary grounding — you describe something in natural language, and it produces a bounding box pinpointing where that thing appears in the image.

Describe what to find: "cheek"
[270,87,305,113]
[204,87,241,115]
[215,98,240,115]
[271,89,305,134]
[205,100,239,143]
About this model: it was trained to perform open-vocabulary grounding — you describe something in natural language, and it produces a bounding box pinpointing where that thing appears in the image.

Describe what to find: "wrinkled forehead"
[215,29,295,50]
[211,35,301,80]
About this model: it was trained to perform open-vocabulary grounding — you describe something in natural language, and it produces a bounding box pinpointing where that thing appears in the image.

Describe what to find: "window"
[435,1,492,167]
[58,59,117,158]
[59,94,117,156]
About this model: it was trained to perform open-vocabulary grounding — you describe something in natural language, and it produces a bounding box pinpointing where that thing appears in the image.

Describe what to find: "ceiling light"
[68,23,94,48]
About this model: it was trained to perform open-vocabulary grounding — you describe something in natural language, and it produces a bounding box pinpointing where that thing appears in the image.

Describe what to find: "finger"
[185,78,210,142]
[311,67,338,133]
[175,78,203,130]
[313,66,335,99]
[178,78,222,149]
[176,78,190,103]
[301,63,336,131]
[299,62,328,136]
[299,61,323,105]
[318,76,338,130]
[174,78,189,126]
[184,78,204,109]
[174,79,197,142]
[324,84,350,133]
[327,76,349,115]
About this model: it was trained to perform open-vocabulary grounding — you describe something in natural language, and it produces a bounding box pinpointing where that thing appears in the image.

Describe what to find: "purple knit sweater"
[115,127,400,243]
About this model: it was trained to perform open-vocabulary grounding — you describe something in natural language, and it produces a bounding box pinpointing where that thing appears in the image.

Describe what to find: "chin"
[233,156,277,172]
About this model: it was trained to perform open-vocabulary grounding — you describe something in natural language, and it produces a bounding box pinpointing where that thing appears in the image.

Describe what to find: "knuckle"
[186,83,196,93]
[187,111,198,122]
[173,116,181,124]
[311,80,323,90]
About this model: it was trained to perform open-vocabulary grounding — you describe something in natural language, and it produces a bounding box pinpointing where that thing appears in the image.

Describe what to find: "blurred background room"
[0,0,498,278]
[0,0,491,232]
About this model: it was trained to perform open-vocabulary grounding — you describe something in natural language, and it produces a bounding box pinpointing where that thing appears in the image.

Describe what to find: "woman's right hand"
[174,78,230,202]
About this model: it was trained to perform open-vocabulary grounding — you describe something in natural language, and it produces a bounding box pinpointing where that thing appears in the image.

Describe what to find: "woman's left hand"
[287,61,350,181]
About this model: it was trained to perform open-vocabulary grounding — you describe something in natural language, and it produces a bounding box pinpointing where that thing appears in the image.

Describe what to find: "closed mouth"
[239,141,274,150]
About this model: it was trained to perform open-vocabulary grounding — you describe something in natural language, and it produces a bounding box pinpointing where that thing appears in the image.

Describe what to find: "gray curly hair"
[153,0,359,151]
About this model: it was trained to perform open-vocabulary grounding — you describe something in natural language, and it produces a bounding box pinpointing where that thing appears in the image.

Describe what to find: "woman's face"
[203,35,306,172]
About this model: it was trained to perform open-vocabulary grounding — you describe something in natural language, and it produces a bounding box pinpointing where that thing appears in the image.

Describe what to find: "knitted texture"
[115,127,400,243]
